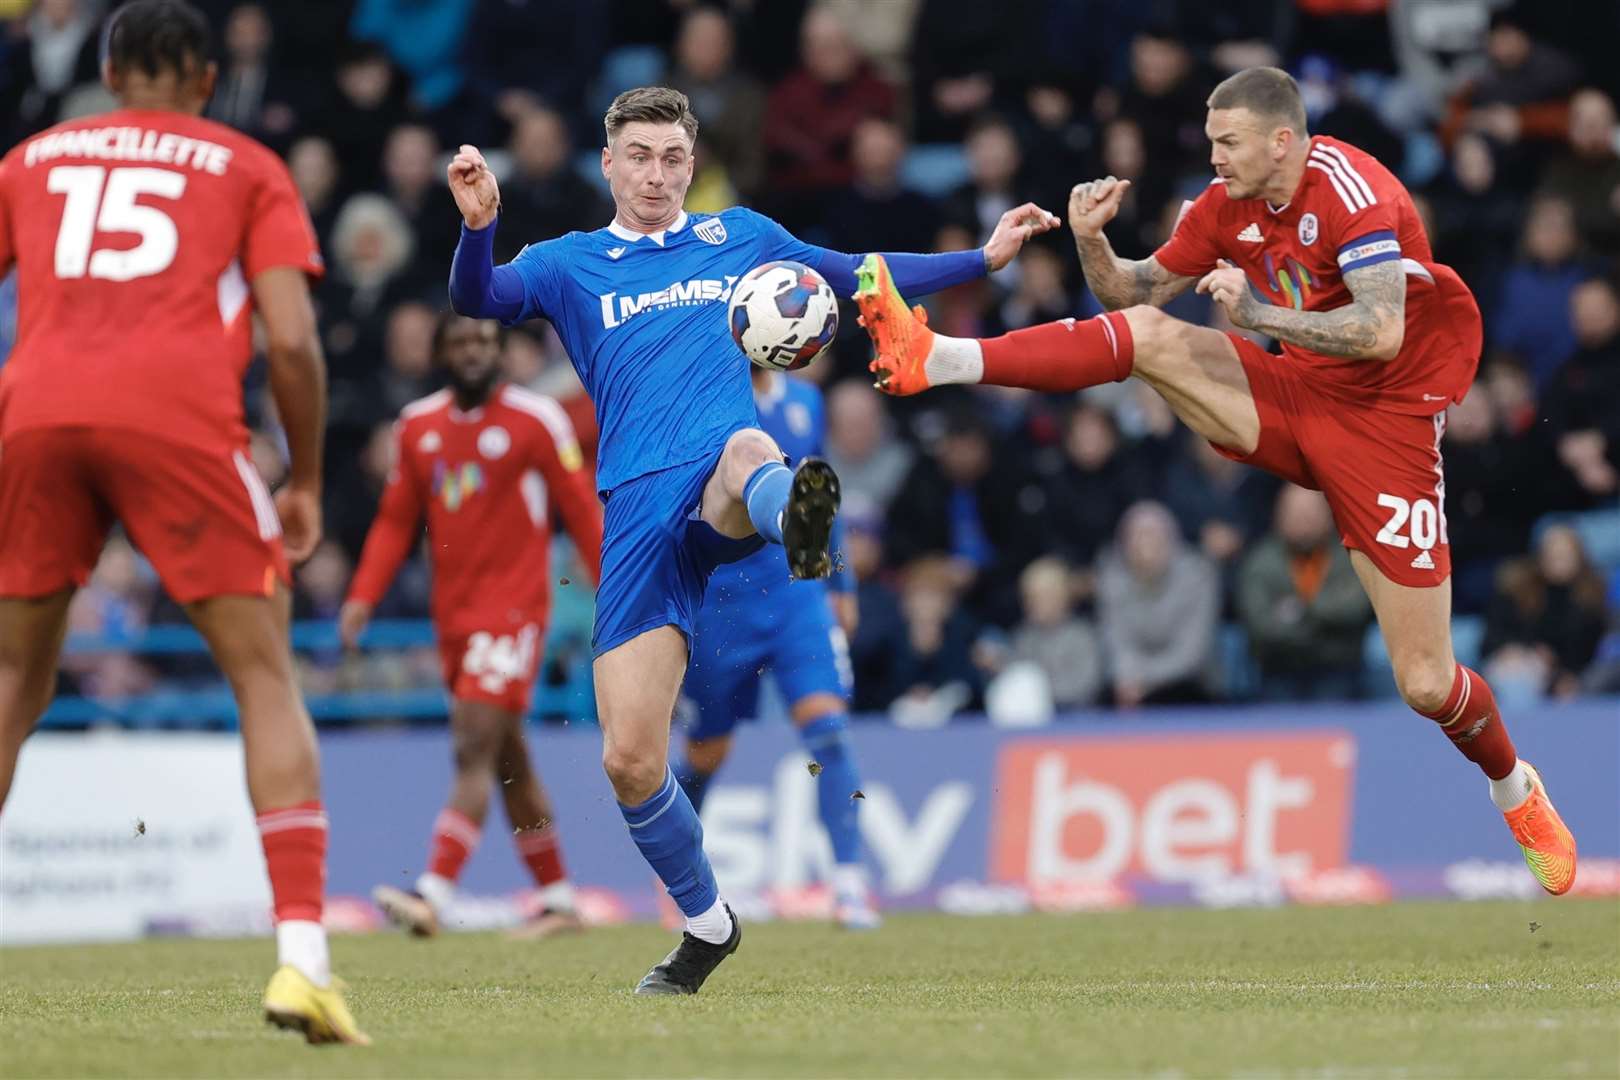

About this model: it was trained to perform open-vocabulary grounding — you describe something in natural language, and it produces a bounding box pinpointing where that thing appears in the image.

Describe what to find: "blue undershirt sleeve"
[448,219,528,324]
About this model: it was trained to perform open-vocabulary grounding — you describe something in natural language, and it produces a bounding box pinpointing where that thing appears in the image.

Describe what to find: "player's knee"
[1120,304,1172,352]
[602,742,667,804]
[721,429,782,485]
[684,737,731,775]
[451,713,505,772]
[1394,657,1455,715]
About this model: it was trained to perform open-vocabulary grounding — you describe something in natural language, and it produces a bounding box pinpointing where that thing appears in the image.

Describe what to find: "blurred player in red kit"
[341,313,603,939]
[856,67,1577,894]
[0,0,366,1043]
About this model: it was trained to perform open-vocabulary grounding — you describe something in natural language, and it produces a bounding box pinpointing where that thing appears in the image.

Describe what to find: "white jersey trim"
[401,388,453,420]
[501,385,581,456]
[232,449,282,541]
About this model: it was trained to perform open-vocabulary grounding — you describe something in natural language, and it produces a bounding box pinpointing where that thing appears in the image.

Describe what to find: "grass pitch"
[2,900,1617,1078]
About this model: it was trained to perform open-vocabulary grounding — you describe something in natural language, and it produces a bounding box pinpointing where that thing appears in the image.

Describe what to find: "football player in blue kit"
[447,85,1056,994]
[676,366,878,930]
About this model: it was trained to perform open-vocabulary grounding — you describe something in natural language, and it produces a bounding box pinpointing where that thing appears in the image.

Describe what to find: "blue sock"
[742,461,791,545]
[618,768,718,918]
[799,713,863,865]
[673,760,713,816]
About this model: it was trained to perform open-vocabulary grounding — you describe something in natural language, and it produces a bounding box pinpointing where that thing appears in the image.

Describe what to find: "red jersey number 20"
[47,165,184,281]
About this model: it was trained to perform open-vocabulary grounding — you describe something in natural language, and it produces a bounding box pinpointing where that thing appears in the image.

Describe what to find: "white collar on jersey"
[606,210,689,246]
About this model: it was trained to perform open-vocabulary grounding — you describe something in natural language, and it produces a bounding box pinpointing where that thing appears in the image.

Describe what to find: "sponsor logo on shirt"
[1237,223,1263,243]
[606,246,627,260]
[598,276,740,329]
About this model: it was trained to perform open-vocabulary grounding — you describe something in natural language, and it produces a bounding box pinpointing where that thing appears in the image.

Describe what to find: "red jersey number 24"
[47,165,184,281]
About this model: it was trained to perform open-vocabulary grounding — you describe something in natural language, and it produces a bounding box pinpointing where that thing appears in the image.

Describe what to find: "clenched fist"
[448,144,501,230]
[1068,177,1132,240]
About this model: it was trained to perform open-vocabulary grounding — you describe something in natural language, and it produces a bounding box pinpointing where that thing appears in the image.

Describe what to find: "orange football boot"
[1503,761,1577,896]
[853,253,935,396]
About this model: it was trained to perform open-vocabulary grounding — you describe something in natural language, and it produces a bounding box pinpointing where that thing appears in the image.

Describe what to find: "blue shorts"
[592,453,765,658]
[682,572,852,741]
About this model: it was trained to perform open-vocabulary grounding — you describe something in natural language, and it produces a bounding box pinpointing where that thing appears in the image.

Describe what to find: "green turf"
[2,900,1617,1078]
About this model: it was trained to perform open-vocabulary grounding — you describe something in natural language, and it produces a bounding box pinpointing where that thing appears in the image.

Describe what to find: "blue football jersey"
[707,373,851,600]
[502,206,827,494]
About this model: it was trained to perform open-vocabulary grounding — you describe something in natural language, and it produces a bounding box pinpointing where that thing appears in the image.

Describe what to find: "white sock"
[535,880,576,913]
[684,898,734,944]
[276,919,331,988]
[832,863,870,904]
[922,334,984,385]
[1489,760,1535,812]
[415,871,456,914]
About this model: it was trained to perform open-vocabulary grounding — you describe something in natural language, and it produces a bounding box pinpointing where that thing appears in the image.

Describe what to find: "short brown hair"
[1207,67,1308,135]
[604,86,699,145]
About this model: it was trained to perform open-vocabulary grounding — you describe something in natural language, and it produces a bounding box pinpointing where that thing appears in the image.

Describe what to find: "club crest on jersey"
[693,218,727,245]
[478,425,511,460]
[434,461,484,512]
[1299,213,1320,246]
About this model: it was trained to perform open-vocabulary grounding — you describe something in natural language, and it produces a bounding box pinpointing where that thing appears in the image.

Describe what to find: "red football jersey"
[347,385,604,637]
[1155,135,1482,415]
[0,108,322,452]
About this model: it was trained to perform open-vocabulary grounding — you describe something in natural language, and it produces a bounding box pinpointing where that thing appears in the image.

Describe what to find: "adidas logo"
[1410,549,1435,570]
[1237,223,1263,243]
[606,246,627,260]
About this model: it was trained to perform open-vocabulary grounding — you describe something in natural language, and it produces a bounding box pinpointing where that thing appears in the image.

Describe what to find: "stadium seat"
[590,46,667,119]
[1533,507,1620,572]
[900,145,971,198]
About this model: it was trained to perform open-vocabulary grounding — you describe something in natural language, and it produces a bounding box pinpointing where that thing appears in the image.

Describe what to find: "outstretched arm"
[1201,258,1407,361]
[1069,178,1196,309]
[446,144,529,323]
[795,203,1061,297]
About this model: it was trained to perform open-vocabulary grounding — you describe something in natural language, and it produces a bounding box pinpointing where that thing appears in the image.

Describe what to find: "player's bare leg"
[791,691,879,929]
[859,255,1578,894]
[597,626,740,993]
[187,588,367,1045]
[1350,554,1577,894]
[704,428,840,580]
[372,697,500,935]
[0,590,74,811]
[497,722,584,939]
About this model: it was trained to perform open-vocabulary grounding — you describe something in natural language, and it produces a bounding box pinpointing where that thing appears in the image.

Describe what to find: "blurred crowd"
[3,0,1619,721]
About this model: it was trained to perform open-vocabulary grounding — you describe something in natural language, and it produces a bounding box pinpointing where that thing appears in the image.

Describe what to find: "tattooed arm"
[1068,178,1197,310]
[1204,259,1408,361]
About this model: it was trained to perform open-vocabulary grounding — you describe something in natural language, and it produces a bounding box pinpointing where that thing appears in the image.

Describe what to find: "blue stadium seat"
[591,46,667,119]
[901,145,970,198]
[1533,507,1620,572]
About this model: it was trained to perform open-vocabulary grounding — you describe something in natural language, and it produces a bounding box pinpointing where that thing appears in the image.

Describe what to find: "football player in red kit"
[0,0,365,1043]
[854,67,1577,895]
[340,313,603,938]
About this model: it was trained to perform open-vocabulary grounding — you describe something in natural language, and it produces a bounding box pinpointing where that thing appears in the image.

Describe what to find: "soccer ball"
[727,261,839,371]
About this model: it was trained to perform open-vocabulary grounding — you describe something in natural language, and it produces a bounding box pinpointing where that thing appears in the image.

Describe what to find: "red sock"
[1417,665,1518,780]
[257,801,327,923]
[426,808,481,882]
[980,312,1134,392]
[514,824,568,887]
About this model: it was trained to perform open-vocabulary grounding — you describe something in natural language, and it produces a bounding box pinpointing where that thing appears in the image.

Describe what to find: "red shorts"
[0,427,289,602]
[438,623,542,714]
[1219,336,1452,588]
